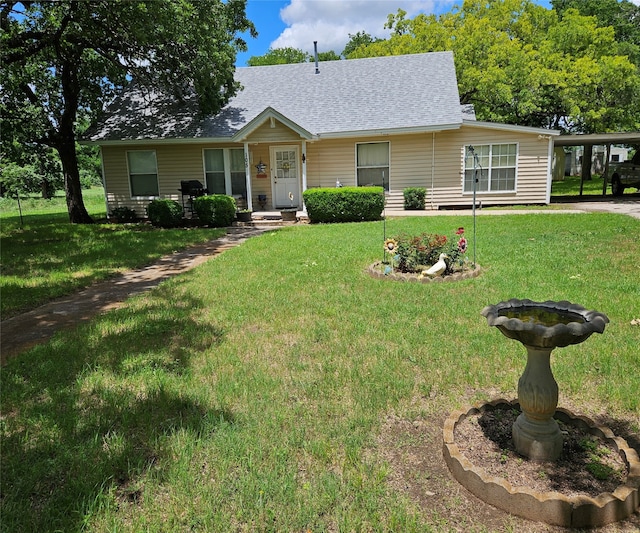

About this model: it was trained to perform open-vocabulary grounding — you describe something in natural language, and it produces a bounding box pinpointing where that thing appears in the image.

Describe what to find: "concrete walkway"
[0,226,272,364]
[384,197,640,220]
[2,199,638,364]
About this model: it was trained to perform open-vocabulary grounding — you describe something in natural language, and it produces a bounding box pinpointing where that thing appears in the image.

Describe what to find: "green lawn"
[1,213,639,531]
[550,174,608,196]
[1,188,225,318]
[550,173,639,196]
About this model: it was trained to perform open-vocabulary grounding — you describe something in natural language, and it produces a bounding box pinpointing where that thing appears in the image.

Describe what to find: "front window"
[229,149,247,199]
[204,148,247,198]
[464,143,517,193]
[127,151,158,196]
[204,149,226,194]
[357,142,390,190]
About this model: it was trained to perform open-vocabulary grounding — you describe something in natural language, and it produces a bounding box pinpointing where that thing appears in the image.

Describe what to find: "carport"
[553,132,640,195]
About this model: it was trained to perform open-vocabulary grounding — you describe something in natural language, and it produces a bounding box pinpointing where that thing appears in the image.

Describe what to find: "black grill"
[179,180,207,197]
[178,180,208,215]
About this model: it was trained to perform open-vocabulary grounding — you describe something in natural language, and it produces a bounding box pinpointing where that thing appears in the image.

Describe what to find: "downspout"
[243,142,253,211]
[301,140,307,211]
[430,132,436,209]
[545,136,554,205]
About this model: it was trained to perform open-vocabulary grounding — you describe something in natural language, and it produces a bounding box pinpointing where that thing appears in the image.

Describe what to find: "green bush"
[109,206,137,222]
[193,194,236,227]
[403,187,426,210]
[302,186,384,223]
[147,199,183,228]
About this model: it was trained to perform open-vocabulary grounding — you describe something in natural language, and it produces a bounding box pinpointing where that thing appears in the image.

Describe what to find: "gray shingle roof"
[86,51,462,142]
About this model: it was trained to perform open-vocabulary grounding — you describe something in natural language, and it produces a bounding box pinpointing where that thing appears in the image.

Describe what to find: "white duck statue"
[423,253,448,277]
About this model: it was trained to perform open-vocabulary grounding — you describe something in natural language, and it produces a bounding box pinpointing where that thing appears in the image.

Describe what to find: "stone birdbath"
[481,298,609,461]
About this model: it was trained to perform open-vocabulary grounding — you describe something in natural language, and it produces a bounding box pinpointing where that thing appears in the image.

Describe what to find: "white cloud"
[271,0,453,55]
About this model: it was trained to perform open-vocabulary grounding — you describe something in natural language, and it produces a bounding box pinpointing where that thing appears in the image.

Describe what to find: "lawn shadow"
[0,284,231,532]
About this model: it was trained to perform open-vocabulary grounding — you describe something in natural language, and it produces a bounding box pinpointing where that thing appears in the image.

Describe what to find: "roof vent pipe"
[314,41,319,74]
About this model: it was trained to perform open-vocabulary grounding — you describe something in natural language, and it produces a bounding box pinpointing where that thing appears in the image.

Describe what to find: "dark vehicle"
[608,150,640,196]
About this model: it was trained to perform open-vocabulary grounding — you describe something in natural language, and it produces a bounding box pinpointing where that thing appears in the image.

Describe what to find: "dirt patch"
[373,401,640,532]
[454,407,627,498]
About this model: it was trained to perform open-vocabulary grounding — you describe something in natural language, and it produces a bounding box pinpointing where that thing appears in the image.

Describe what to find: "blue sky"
[235,0,557,66]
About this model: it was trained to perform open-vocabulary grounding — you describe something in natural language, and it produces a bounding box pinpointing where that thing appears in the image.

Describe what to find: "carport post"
[602,143,611,195]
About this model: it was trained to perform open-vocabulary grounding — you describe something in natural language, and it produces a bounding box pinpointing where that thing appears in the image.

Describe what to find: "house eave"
[317,123,462,139]
[463,120,560,137]
[79,136,236,146]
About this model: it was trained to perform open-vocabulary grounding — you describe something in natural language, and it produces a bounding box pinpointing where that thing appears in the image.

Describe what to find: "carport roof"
[553,132,640,146]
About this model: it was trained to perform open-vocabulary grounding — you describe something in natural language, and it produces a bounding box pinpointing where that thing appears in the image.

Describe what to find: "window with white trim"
[464,143,517,193]
[127,150,159,196]
[357,142,389,190]
[204,148,246,198]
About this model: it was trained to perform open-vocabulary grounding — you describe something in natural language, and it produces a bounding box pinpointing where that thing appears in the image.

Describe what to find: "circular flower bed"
[367,261,481,283]
[371,227,481,282]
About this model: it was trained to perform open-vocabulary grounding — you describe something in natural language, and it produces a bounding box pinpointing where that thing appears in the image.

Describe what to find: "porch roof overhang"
[232,107,314,142]
[553,132,640,147]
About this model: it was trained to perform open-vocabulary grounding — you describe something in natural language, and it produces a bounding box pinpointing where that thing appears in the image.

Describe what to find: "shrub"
[193,194,236,227]
[147,199,183,228]
[109,206,137,222]
[403,187,426,210]
[302,186,384,223]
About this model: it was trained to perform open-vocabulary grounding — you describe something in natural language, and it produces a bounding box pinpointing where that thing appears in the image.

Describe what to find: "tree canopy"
[1,0,256,223]
[348,0,640,133]
[246,47,342,66]
[247,47,310,66]
[551,0,640,65]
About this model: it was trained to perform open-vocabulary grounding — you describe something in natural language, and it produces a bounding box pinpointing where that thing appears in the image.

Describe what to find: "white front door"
[270,146,300,208]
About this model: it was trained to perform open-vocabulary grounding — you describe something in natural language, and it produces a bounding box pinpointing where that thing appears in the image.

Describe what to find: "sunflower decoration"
[384,238,398,255]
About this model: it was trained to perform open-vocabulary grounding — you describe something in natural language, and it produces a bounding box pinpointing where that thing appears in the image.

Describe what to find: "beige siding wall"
[245,120,302,143]
[100,124,551,216]
[103,143,238,215]
[428,125,551,208]
[304,134,432,208]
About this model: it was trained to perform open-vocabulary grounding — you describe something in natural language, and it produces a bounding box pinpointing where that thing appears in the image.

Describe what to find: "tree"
[551,0,640,65]
[342,31,381,58]
[247,47,310,66]
[350,0,640,133]
[247,47,342,66]
[1,1,256,223]
[317,51,341,62]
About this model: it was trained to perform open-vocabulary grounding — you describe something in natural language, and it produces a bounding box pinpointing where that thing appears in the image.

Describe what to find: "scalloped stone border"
[443,399,640,528]
[367,262,482,283]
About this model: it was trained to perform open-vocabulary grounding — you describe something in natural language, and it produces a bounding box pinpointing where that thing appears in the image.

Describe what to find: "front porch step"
[233,211,309,227]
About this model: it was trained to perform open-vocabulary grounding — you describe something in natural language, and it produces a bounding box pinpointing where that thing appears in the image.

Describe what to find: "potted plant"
[236,209,252,222]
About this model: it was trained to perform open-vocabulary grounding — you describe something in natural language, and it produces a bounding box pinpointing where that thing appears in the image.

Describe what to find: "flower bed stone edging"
[443,398,640,528]
[367,261,482,283]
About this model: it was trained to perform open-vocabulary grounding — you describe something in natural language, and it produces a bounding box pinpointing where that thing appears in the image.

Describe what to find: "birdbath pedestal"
[482,299,609,461]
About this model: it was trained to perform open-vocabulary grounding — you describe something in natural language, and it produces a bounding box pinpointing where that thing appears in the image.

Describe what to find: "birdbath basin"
[482,299,609,461]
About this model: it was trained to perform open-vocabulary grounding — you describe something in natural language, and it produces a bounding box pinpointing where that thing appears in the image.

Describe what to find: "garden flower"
[384,238,398,254]
[458,237,468,254]
[456,227,465,235]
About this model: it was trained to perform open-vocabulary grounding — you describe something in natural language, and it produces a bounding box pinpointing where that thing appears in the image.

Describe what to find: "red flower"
[458,237,468,254]
[456,227,465,235]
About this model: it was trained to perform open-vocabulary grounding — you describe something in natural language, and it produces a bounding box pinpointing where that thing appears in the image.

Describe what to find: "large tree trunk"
[58,140,93,223]
[57,57,93,224]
